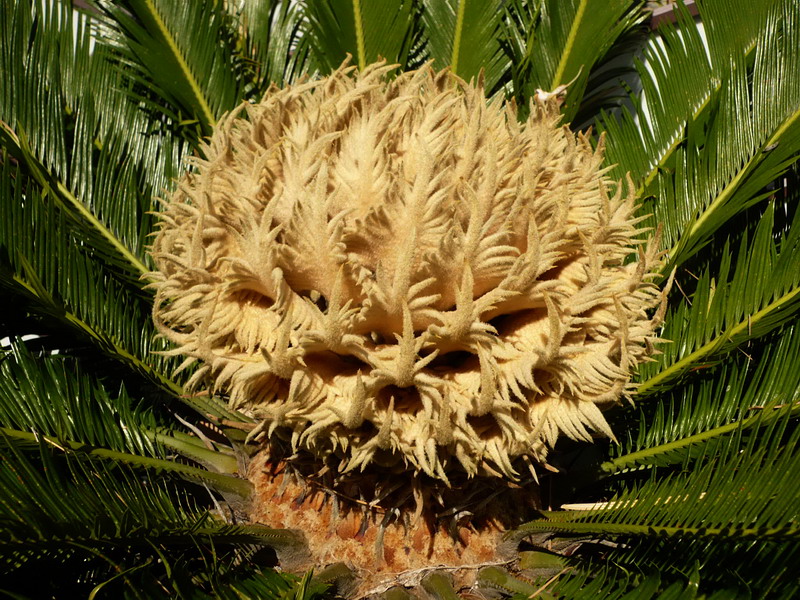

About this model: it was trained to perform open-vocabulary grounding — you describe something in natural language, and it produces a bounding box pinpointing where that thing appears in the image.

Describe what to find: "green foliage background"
[0,0,799,598]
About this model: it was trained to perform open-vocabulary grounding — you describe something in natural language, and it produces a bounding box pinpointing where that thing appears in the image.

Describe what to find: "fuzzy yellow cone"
[151,61,667,592]
[151,61,663,486]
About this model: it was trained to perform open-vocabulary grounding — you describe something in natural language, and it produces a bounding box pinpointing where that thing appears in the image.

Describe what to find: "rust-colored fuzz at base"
[149,60,665,582]
[247,448,538,595]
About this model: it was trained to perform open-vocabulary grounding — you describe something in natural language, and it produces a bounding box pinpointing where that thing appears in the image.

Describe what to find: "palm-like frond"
[303,0,419,73]
[0,444,306,599]
[600,0,799,271]
[0,0,247,421]
[636,199,800,395]
[92,0,248,136]
[516,408,800,594]
[0,163,189,408]
[0,2,290,593]
[0,340,250,480]
[0,342,166,458]
[496,567,734,600]
[234,0,309,89]
[608,323,800,473]
[503,0,644,120]
[600,1,775,183]
[0,1,154,286]
[420,0,509,92]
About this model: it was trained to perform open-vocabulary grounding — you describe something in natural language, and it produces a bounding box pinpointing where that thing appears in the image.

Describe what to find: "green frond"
[0,0,252,422]
[211,568,329,600]
[0,342,165,457]
[636,202,800,395]
[0,426,251,498]
[530,533,800,599]
[503,0,643,121]
[0,340,245,477]
[1,0,75,178]
[599,0,776,185]
[1,126,151,286]
[420,0,509,92]
[528,563,763,600]
[660,6,800,269]
[234,0,310,90]
[0,1,155,287]
[0,166,173,383]
[0,444,299,599]
[91,0,250,136]
[302,0,419,73]
[569,23,648,131]
[0,161,248,423]
[599,0,799,269]
[608,323,800,473]
[516,414,800,592]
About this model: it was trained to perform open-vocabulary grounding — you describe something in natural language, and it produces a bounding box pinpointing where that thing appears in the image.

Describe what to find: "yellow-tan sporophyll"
[149,61,665,589]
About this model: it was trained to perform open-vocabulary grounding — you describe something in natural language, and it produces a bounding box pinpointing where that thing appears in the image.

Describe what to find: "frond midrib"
[637,282,800,396]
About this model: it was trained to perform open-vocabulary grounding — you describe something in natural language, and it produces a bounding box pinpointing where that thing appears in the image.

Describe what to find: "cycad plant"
[1,0,799,598]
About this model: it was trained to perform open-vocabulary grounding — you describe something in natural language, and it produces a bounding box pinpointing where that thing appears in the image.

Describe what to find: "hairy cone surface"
[150,62,663,486]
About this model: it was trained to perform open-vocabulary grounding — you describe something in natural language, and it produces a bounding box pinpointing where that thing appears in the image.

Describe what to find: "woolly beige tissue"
[150,62,664,483]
